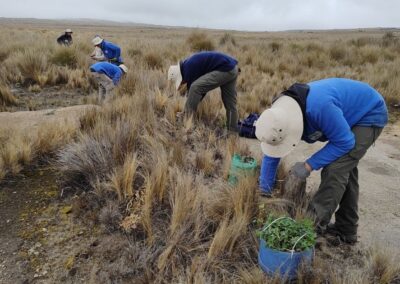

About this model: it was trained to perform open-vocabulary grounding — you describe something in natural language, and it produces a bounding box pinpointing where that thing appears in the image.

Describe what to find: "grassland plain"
[0,19,399,283]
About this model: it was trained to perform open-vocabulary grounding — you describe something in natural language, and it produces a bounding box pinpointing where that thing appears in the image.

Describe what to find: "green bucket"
[228,154,258,185]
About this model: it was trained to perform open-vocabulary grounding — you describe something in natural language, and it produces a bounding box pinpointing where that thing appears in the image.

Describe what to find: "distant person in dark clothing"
[57,29,73,46]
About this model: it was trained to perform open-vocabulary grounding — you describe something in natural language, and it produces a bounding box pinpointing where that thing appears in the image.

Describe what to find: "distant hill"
[0,17,399,33]
[0,17,185,29]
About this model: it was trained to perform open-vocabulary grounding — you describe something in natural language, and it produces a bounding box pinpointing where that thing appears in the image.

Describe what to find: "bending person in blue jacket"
[255,78,388,245]
[90,62,128,102]
[91,36,123,65]
[168,51,239,132]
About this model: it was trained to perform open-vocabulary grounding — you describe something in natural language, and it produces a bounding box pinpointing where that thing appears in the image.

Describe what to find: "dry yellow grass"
[0,21,399,283]
[0,83,17,107]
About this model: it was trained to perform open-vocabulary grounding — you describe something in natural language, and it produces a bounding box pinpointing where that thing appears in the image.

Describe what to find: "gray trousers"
[185,66,239,132]
[309,126,383,235]
[94,73,115,102]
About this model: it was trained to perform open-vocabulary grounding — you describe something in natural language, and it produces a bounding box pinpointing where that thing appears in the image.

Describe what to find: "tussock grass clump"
[50,47,78,68]
[0,83,17,106]
[16,50,48,86]
[187,31,215,52]
[144,52,164,69]
[0,119,76,179]
[269,41,282,52]
[219,33,237,46]
[128,48,143,57]
[329,45,347,61]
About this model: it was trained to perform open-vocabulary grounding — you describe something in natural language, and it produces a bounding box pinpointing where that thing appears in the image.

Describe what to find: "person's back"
[307,78,387,129]
[181,51,238,88]
[101,40,123,64]
[90,62,122,85]
[304,78,388,170]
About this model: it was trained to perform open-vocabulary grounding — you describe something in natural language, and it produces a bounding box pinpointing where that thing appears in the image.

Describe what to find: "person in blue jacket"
[91,36,123,65]
[255,78,388,244]
[168,51,239,132]
[90,62,128,102]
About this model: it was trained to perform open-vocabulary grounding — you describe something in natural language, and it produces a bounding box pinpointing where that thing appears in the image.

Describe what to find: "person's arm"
[306,103,355,170]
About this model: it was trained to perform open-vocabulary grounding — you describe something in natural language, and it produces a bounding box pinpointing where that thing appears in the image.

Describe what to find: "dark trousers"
[309,126,383,235]
[185,66,239,132]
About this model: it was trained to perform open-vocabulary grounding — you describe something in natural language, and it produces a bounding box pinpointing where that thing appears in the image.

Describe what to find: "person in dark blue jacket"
[91,36,123,65]
[57,29,73,46]
[90,62,128,102]
[168,51,239,132]
[255,78,388,244]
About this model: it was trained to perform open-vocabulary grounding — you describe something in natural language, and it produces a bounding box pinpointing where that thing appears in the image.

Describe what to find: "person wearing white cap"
[89,62,128,102]
[57,29,73,46]
[255,78,388,245]
[91,36,123,65]
[168,51,239,132]
[90,35,106,62]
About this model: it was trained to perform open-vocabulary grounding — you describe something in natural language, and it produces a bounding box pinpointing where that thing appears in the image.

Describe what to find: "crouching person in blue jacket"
[255,78,388,245]
[90,62,128,102]
[167,51,239,132]
[91,36,123,65]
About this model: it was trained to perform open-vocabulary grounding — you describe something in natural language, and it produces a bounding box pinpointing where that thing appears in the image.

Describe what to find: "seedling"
[257,215,316,252]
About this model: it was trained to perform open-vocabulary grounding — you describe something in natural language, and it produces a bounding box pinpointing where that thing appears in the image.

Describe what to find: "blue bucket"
[259,155,280,194]
[258,239,313,280]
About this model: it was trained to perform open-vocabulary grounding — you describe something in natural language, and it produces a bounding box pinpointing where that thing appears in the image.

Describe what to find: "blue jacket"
[180,52,238,88]
[100,40,123,64]
[90,62,123,85]
[304,78,388,170]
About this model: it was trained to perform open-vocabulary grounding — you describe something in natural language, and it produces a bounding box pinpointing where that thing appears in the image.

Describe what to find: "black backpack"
[238,113,259,138]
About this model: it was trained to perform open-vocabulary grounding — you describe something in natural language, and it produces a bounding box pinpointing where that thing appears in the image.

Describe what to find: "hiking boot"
[259,190,272,198]
[326,223,357,245]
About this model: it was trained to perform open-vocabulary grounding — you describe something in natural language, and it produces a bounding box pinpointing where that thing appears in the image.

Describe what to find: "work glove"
[289,162,311,180]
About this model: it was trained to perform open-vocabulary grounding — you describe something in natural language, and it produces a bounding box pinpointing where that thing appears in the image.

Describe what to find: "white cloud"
[1,0,399,31]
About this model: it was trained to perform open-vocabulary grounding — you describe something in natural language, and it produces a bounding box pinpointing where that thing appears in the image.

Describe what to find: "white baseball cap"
[65,29,73,33]
[119,64,128,73]
[168,64,182,90]
[92,36,103,46]
[255,96,303,158]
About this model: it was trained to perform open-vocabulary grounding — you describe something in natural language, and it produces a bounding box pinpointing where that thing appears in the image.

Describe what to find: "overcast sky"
[1,0,399,31]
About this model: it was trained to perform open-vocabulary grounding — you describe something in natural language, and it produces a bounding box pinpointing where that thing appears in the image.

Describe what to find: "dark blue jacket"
[100,40,123,64]
[90,62,123,85]
[180,52,238,88]
[304,78,388,170]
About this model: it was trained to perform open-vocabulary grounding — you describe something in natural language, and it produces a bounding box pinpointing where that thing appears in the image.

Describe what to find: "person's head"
[255,96,303,158]
[65,28,73,35]
[168,64,183,91]
[92,36,104,47]
[119,64,128,75]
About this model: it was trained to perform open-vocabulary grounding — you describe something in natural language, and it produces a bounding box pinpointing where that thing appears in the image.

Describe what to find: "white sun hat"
[119,64,128,73]
[92,36,103,46]
[168,64,182,90]
[255,95,303,158]
[65,28,73,33]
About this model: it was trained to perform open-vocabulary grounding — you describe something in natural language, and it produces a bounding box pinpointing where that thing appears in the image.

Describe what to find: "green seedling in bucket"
[228,154,257,185]
[256,215,316,279]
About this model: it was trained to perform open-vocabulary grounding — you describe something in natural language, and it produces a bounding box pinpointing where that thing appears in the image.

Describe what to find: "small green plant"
[257,215,316,252]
